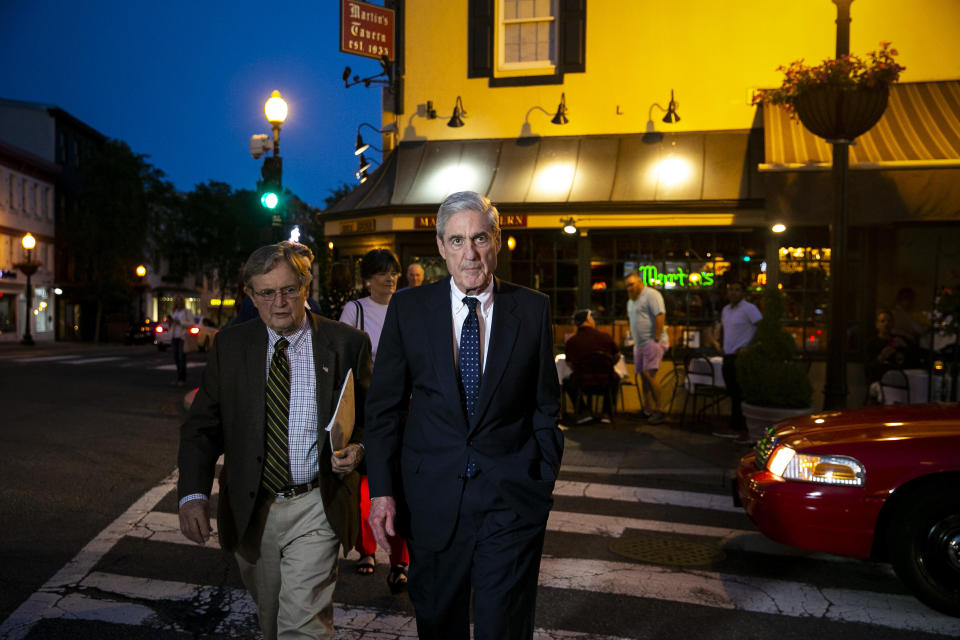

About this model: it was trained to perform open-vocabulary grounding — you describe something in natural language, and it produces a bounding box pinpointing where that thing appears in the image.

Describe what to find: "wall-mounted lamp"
[354,122,384,156]
[662,89,680,123]
[561,218,578,235]
[358,154,371,173]
[506,235,517,251]
[355,154,380,183]
[551,93,569,125]
[448,96,466,127]
[771,223,787,233]
[648,89,681,126]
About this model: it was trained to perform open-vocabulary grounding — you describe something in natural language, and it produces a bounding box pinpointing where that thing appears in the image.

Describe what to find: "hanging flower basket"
[753,42,904,142]
[793,84,889,142]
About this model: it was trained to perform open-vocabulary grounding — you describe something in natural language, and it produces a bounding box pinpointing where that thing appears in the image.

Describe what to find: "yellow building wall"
[395,0,960,141]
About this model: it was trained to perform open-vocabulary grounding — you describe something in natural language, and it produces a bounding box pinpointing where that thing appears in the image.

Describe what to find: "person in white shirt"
[626,273,669,424]
[710,281,762,441]
[168,296,192,386]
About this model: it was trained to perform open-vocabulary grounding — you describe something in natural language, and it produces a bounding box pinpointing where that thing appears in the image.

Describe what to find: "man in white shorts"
[626,272,668,424]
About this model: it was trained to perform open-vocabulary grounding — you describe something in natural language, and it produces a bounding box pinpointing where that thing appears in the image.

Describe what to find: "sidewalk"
[559,411,747,488]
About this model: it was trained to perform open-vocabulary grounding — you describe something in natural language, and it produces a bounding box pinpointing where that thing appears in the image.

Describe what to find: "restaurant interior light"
[771,223,787,233]
[561,218,578,235]
[551,93,569,125]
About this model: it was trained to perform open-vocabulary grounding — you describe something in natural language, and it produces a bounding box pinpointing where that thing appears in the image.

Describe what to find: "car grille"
[754,430,778,469]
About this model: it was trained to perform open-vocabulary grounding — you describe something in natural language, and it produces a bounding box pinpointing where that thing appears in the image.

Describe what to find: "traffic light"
[259,156,283,210]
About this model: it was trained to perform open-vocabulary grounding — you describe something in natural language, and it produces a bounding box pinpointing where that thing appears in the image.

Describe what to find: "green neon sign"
[638,265,715,288]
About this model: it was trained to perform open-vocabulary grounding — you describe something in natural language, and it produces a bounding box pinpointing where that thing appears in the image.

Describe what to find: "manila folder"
[326,368,355,451]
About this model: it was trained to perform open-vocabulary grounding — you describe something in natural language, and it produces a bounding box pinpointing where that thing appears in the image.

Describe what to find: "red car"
[736,403,960,617]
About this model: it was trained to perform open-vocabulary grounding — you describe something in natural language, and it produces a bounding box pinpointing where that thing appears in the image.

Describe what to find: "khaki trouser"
[236,488,340,640]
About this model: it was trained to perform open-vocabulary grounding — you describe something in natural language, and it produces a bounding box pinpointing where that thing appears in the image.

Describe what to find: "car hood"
[766,402,960,450]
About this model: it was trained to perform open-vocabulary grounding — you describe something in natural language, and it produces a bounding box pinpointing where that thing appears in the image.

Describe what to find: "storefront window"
[779,244,831,352]
[0,293,15,335]
[33,287,52,333]
[503,229,770,349]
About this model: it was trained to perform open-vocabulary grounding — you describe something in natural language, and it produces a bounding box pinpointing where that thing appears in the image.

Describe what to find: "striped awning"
[762,80,960,169]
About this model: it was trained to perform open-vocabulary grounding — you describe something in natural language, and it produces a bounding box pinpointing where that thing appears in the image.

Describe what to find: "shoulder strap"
[353,299,364,331]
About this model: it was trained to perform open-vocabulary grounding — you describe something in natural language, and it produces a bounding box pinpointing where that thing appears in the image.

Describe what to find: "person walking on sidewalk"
[626,272,668,424]
[709,281,762,442]
[339,248,410,594]
[178,241,371,639]
[169,296,191,387]
[365,191,563,639]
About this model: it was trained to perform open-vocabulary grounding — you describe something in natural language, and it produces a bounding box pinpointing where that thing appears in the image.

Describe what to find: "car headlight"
[766,445,865,486]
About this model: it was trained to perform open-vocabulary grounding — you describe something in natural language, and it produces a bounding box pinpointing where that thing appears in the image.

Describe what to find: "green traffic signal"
[259,156,283,210]
[261,191,280,209]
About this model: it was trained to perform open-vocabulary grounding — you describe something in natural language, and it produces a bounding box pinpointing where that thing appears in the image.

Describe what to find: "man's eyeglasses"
[253,285,301,302]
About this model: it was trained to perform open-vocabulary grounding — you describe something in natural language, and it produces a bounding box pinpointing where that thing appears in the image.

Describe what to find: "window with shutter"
[468,0,585,86]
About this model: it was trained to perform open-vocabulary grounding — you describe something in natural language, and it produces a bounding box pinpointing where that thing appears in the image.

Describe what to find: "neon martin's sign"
[638,265,715,288]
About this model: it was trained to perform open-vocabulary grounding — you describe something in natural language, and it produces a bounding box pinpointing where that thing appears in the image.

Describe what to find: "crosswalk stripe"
[537,557,960,635]
[562,464,728,478]
[11,355,81,363]
[62,357,127,365]
[554,479,742,513]
[154,362,206,370]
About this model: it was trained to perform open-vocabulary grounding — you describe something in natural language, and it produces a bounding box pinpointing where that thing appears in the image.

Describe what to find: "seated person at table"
[866,309,908,382]
[564,309,620,424]
[865,309,909,403]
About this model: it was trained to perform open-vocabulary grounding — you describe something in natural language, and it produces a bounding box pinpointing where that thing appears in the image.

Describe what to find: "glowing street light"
[14,233,40,345]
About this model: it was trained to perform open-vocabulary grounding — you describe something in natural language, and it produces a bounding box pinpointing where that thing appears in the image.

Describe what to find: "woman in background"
[339,248,410,594]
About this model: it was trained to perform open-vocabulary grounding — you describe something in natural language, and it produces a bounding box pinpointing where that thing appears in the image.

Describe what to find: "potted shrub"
[736,287,814,442]
[753,42,905,141]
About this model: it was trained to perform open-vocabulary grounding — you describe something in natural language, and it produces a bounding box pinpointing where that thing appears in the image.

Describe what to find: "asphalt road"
[0,343,189,622]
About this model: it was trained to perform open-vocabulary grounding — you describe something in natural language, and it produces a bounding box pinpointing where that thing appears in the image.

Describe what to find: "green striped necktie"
[262,337,291,494]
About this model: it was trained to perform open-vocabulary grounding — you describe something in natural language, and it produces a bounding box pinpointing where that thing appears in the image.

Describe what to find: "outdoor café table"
[881,368,958,404]
[555,353,628,383]
[684,355,725,391]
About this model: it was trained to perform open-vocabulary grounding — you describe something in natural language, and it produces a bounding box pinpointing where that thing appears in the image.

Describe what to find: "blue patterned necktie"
[459,297,481,418]
[262,337,291,493]
[459,297,481,479]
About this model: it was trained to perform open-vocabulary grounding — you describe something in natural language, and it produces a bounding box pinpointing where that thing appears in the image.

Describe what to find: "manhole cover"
[609,534,725,566]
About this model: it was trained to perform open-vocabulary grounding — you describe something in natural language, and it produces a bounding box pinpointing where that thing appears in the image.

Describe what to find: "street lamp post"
[823,0,853,410]
[264,91,288,242]
[14,233,40,346]
[136,264,147,320]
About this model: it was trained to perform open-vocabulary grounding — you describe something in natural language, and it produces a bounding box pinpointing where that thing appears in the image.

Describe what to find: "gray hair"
[243,241,314,292]
[436,191,501,241]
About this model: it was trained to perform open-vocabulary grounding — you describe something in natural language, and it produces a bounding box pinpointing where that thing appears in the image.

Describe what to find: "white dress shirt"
[450,277,494,374]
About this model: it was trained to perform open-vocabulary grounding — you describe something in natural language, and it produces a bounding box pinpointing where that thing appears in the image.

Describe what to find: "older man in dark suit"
[365,191,563,640]
[178,241,371,640]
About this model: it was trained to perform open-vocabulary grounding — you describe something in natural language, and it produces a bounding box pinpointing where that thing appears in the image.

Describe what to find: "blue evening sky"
[1,0,384,208]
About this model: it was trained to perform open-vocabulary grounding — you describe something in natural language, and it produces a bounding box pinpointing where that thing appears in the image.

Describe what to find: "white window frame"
[497,0,557,72]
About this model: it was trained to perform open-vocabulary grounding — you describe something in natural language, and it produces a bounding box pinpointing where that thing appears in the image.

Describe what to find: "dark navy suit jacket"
[364,277,563,551]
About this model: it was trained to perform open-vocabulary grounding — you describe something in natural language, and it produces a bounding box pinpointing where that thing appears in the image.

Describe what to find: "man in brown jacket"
[178,241,371,639]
